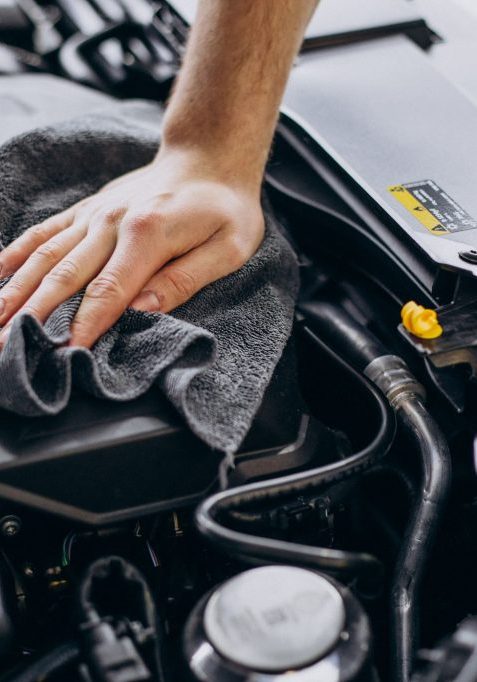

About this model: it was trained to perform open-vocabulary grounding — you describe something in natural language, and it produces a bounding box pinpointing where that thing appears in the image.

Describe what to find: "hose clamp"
[364,355,426,407]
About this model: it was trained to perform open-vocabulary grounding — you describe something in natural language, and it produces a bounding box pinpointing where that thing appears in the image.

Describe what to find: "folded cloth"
[0,75,299,454]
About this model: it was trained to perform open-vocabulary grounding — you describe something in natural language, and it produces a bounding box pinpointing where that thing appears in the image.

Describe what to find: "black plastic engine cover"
[0,342,328,525]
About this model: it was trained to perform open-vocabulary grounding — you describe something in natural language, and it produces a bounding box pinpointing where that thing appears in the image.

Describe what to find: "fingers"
[0,225,86,326]
[0,179,261,351]
[0,229,117,343]
[69,220,170,347]
[131,231,249,314]
[68,202,230,347]
[0,207,77,278]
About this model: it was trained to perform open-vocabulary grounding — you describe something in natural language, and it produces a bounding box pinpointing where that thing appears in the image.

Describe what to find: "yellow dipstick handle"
[401,301,443,339]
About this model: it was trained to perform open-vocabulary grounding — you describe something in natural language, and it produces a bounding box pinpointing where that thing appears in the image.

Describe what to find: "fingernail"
[131,290,163,312]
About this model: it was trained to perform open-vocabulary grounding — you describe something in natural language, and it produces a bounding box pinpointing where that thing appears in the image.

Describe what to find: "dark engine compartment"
[1,1,477,681]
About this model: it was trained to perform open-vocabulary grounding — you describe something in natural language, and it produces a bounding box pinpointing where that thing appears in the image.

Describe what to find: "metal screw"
[0,515,22,538]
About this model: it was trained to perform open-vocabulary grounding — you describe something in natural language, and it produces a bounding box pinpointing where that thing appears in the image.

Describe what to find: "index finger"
[0,207,77,278]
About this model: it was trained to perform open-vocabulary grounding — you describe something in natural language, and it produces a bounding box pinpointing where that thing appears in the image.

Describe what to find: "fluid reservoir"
[184,565,373,682]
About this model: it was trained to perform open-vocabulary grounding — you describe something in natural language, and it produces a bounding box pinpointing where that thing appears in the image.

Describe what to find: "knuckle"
[85,271,124,301]
[125,212,160,237]
[99,207,125,225]
[164,267,196,299]
[26,224,48,243]
[45,259,81,287]
[5,277,26,295]
[34,240,63,265]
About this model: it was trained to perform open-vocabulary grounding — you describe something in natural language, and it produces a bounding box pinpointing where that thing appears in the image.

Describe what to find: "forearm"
[160,0,318,192]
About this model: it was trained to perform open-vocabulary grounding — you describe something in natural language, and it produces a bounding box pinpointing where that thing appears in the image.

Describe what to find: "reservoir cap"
[203,565,345,673]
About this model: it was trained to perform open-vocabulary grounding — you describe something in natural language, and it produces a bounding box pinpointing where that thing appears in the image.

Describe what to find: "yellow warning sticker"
[388,184,448,235]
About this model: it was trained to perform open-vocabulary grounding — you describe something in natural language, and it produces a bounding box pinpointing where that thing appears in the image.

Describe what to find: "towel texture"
[0,75,299,454]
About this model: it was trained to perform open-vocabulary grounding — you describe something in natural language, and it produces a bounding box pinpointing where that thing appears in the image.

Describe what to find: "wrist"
[155,134,266,197]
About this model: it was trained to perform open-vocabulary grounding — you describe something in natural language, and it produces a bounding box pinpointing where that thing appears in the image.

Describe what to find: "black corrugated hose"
[195,325,397,596]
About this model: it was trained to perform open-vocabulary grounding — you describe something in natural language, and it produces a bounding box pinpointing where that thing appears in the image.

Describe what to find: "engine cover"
[0,343,332,525]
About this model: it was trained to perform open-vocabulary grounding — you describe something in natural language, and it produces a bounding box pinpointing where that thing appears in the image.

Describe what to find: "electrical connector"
[81,618,152,682]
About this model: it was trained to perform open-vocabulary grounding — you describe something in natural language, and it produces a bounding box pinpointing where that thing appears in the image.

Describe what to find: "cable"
[61,530,77,567]
[195,331,396,594]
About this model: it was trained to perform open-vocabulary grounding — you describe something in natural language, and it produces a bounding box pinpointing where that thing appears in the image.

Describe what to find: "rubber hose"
[299,300,388,371]
[391,395,451,682]
[195,365,395,593]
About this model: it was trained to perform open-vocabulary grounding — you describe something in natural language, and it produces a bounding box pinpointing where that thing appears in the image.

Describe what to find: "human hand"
[0,149,264,348]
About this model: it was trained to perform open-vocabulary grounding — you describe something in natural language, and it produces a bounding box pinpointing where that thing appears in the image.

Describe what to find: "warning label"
[388,180,477,236]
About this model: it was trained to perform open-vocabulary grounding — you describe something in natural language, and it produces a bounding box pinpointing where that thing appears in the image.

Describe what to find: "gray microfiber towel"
[0,75,299,454]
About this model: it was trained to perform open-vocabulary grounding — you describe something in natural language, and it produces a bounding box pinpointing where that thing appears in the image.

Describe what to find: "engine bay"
[1,1,477,681]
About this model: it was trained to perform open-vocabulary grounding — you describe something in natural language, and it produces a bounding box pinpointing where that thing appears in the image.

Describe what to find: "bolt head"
[0,515,21,537]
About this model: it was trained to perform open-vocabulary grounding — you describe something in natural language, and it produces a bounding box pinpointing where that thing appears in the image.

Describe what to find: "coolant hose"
[195,359,396,594]
[387,392,451,682]
[303,300,452,682]
[299,300,387,370]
